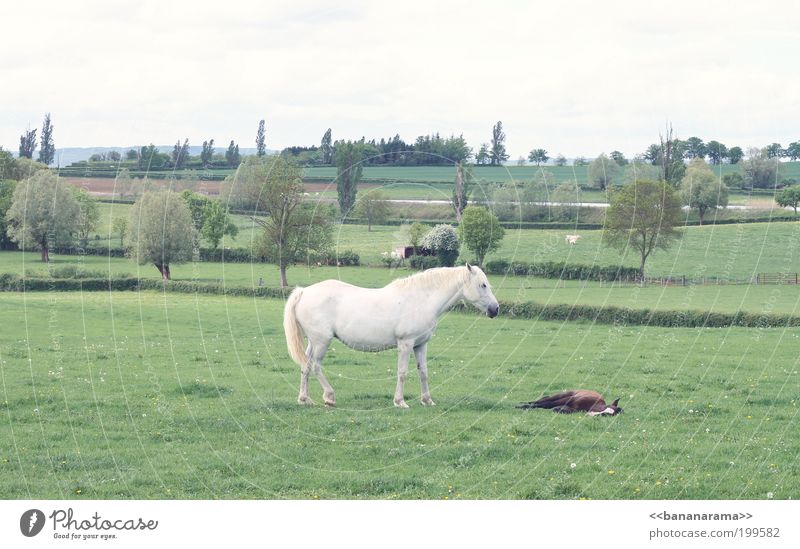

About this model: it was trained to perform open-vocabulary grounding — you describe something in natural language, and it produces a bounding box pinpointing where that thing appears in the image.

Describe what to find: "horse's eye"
[481,283,487,289]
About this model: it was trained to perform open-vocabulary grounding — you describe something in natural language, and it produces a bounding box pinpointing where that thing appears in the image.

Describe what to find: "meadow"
[5,251,800,317]
[1,291,798,499]
[88,203,800,279]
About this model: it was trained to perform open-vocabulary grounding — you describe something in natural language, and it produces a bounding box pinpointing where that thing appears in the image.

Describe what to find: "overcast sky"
[1,0,798,160]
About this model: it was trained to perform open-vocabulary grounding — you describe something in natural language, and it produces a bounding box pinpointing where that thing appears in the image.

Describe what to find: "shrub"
[409,255,440,270]
[420,224,459,267]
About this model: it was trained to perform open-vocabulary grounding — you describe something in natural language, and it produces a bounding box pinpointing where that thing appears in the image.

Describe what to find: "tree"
[0,179,17,250]
[19,127,37,159]
[38,113,55,165]
[679,159,729,225]
[684,137,706,159]
[573,156,588,167]
[659,125,686,186]
[225,140,241,167]
[171,139,190,168]
[776,186,800,217]
[107,151,121,162]
[705,140,727,165]
[459,206,504,267]
[489,121,508,166]
[528,148,549,166]
[5,171,79,262]
[0,148,16,180]
[587,153,620,190]
[115,168,134,199]
[256,120,266,157]
[246,156,332,286]
[452,161,471,221]
[125,149,138,161]
[643,144,661,165]
[766,143,784,159]
[408,221,429,254]
[129,190,194,280]
[335,141,363,215]
[603,179,682,278]
[354,189,390,231]
[320,128,333,164]
[554,154,567,167]
[742,147,781,189]
[201,200,238,249]
[786,142,800,161]
[72,187,100,247]
[475,143,490,165]
[551,181,582,220]
[722,172,744,189]
[112,217,128,247]
[420,224,459,267]
[201,139,215,167]
[609,150,628,166]
[138,144,162,170]
[727,146,744,164]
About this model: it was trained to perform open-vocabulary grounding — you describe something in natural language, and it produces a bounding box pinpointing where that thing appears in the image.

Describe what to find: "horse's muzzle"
[487,304,499,318]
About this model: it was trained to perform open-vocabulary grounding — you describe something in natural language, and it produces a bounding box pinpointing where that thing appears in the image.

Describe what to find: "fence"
[641,273,799,286]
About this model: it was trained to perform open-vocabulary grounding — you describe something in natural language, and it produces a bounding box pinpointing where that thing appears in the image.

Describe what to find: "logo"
[20,509,45,537]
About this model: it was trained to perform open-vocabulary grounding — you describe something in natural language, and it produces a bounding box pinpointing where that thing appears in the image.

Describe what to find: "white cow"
[565,234,581,245]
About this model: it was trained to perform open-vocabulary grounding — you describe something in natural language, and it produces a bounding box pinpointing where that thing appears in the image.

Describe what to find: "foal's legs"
[298,339,335,406]
[414,343,435,406]
[393,339,414,408]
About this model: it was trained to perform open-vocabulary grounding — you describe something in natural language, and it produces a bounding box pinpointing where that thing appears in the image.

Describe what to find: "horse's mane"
[387,266,470,291]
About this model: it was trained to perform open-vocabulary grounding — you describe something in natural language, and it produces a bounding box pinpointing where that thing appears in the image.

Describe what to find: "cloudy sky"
[1,0,798,159]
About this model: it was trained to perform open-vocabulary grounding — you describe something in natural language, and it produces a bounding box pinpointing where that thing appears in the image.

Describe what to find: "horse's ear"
[466,262,473,272]
[612,398,620,407]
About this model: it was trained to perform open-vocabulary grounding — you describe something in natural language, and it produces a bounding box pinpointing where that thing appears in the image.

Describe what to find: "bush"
[420,224,459,267]
[482,260,639,282]
[409,255,440,270]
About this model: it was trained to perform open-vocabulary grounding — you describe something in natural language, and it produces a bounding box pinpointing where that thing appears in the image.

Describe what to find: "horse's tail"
[283,287,307,368]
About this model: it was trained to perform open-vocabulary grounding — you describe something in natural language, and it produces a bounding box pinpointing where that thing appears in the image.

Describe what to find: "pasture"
[5,251,800,316]
[87,200,800,278]
[0,291,798,499]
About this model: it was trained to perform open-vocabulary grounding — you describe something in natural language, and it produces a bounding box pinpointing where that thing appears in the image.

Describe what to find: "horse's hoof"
[324,400,336,407]
[394,400,410,409]
[421,398,436,406]
[297,396,316,406]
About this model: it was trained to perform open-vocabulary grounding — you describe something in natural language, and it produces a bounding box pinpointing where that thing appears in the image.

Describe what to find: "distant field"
[82,207,800,279]
[1,291,798,499]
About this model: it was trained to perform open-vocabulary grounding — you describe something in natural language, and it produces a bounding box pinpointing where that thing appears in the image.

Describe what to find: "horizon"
[1,0,798,160]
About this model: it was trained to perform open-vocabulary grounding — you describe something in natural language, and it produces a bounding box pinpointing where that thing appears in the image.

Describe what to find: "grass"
[84,201,800,278]
[0,291,798,499]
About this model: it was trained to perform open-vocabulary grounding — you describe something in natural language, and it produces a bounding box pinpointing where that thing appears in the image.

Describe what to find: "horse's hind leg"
[297,344,315,405]
[309,341,335,407]
[414,343,434,406]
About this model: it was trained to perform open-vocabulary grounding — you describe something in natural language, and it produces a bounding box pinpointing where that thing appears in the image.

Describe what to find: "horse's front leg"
[414,343,434,406]
[394,339,414,408]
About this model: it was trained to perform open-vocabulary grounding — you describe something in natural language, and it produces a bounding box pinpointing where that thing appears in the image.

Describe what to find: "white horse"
[283,264,500,408]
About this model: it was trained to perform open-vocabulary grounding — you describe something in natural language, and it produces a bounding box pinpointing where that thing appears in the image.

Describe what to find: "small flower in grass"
[570,463,576,469]
[607,470,615,475]
[767,492,774,499]
[655,480,662,486]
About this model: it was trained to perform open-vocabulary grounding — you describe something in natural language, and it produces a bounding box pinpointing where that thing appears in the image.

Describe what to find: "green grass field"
[1,291,798,499]
[5,249,800,316]
[88,199,800,278]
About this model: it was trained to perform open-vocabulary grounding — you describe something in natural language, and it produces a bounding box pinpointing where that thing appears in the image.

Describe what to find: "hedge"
[453,300,800,328]
[4,273,799,328]
[484,260,640,281]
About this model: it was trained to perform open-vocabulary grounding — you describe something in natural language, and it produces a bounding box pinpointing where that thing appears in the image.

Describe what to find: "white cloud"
[1,0,798,158]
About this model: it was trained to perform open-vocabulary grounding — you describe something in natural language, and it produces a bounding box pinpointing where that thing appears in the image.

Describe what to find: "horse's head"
[462,264,499,318]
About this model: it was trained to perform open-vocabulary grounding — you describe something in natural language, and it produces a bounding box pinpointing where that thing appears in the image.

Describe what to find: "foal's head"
[461,264,500,318]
